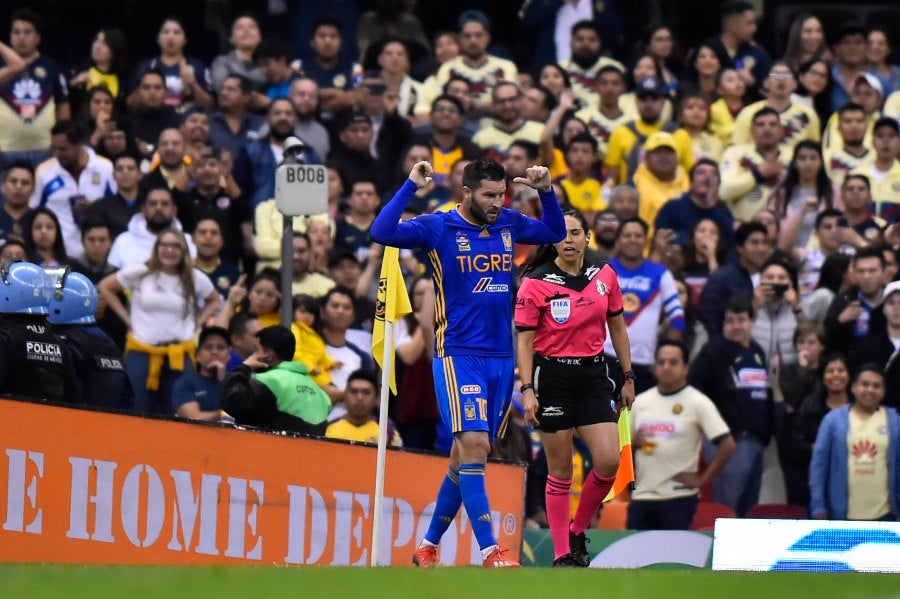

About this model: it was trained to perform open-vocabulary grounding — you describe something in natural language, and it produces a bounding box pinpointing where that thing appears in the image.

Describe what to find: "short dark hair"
[79,219,109,239]
[528,84,558,113]
[843,173,871,191]
[112,153,140,168]
[198,325,231,348]
[223,73,253,95]
[10,8,45,35]
[312,17,342,36]
[139,68,166,86]
[873,116,900,135]
[734,221,767,246]
[50,120,84,144]
[346,368,377,391]
[815,208,843,230]
[292,231,311,246]
[254,38,288,62]
[690,158,720,181]
[491,80,520,102]
[565,132,598,154]
[721,1,754,21]
[853,245,886,268]
[724,295,754,319]
[3,159,34,181]
[462,157,505,191]
[616,217,650,238]
[655,339,689,363]
[228,311,259,337]
[597,65,625,80]
[509,139,539,161]
[761,254,799,293]
[257,325,296,362]
[838,102,866,118]
[751,106,780,125]
[443,76,470,93]
[853,362,885,384]
[571,20,602,39]
[431,93,464,115]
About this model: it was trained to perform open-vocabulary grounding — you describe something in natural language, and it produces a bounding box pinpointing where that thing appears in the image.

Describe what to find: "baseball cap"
[457,9,489,30]
[635,77,667,98]
[885,280,900,300]
[854,72,885,97]
[644,131,677,152]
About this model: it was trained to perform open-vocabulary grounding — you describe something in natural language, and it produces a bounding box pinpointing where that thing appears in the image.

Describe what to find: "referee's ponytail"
[521,209,589,278]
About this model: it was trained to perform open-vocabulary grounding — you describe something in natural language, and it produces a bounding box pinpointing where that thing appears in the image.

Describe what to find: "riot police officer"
[0,261,77,403]
[47,268,133,410]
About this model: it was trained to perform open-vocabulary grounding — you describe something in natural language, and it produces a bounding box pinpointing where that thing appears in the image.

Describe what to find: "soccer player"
[370,158,565,568]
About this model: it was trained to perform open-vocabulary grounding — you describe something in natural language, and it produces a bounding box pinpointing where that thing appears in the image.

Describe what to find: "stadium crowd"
[1,0,900,528]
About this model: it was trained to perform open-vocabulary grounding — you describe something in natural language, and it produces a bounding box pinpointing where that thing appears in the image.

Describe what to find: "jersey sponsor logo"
[501,228,512,251]
[460,384,481,394]
[852,439,878,460]
[456,233,470,252]
[542,273,565,285]
[13,78,42,105]
[575,296,595,307]
[619,276,652,292]
[541,406,565,417]
[639,420,676,436]
[473,277,509,293]
[550,298,570,323]
[457,253,512,273]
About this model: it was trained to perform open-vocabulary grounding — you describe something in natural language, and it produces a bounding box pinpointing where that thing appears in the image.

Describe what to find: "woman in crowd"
[376,37,422,118]
[751,255,800,374]
[99,229,219,414]
[678,92,723,162]
[538,63,573,102]
[810,365,900,521]
[127,17,214,112]
[292,294,338,390]
[771,140,837,248]
[782,14,828,72]
[682,218,725,308]
[516,210,634,567]
[22,208,71,268]
[867,28,900,97]
[801,253,853,324]
[642,25,679,94]
[69,28,128,108]
[78,86,117,149]
[708,68,747,144]
[395,275,438,451]
[680,43,725,104]
[216,269,282,329]
[793,58,833,127]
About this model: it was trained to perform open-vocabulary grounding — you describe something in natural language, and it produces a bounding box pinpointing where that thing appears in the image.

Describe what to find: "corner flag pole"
[370,319,393,566]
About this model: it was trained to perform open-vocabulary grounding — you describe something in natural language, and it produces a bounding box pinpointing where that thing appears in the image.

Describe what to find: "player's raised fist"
[408,161,434,188]
[513,165,551,192]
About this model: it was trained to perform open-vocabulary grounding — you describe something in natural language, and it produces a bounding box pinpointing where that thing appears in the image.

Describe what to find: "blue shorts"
[432,355,515,441]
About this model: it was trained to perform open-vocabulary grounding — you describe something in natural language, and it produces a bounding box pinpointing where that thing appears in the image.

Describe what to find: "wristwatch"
[623,370,636,382]
[520,383,535,393]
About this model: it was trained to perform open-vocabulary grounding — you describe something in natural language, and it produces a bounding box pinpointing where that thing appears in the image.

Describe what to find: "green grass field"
[3,566,900,599]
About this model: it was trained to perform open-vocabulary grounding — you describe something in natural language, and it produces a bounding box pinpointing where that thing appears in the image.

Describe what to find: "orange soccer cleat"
[412,545,439,567]
[482,547,519,568]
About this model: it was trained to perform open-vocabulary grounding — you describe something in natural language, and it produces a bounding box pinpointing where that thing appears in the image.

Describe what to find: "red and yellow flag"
[604,408,634,501]
[372,246,412,394]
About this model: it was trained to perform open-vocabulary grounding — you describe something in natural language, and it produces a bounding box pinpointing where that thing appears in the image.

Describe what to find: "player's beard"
[469,201,499,225]
[571,51,600,69]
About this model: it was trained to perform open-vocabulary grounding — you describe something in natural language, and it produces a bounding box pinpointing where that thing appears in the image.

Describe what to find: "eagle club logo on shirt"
[456,233,470,252]
[550,298,570,323]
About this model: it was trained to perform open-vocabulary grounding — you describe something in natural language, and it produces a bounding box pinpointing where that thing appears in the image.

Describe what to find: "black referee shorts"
[531,353,619,433]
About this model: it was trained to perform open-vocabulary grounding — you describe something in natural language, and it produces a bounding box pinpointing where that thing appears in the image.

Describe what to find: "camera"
[770,283,789,299]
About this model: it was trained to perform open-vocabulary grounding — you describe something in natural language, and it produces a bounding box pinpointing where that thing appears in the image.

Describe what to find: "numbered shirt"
[30,148,116,256]
[515,260,622,357]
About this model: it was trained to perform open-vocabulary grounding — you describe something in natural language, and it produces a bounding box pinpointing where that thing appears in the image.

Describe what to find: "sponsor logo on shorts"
[460,384,481,394]
[550,298,570,323]
[473,277,509,293]
[541,406,564,417]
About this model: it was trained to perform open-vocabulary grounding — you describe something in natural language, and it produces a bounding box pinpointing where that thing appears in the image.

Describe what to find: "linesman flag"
[604,408,635,502]
[372,246,412,394]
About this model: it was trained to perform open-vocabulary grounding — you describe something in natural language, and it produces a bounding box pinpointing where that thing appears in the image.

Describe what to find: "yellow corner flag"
[372,246,412,394]
[604,408,634,502]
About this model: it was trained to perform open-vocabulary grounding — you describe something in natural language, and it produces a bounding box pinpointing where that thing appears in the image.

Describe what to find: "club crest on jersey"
[501,228,512,251]
[597,280,608,295]
[550,298,570,323]
[456,233,470,252]
[464,400,476,421]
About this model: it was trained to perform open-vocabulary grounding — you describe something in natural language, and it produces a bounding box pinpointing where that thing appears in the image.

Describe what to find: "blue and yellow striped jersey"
[371,180,565,358]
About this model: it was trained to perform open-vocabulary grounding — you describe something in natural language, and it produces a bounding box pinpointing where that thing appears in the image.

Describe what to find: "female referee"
[515,210,635,568]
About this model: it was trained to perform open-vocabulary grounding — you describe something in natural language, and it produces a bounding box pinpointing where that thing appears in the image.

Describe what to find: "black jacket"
[823,288,885,356]
[850,325,900,409]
